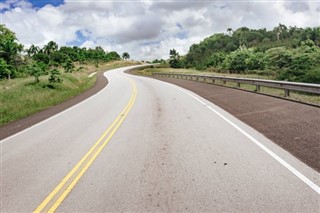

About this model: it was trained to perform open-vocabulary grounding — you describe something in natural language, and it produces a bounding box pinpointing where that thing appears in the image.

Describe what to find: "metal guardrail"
[152,73,320,97]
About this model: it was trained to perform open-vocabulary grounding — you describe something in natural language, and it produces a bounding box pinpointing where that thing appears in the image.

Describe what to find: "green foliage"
[169,49,182,68]
[50,51,68,65]
[245,52,265,70]
[223,49,251,73]
[48,69,62,83]
[0,58,11,79]
[265,47,293,69]
[301,69,320,84]
[181,24,320,83]
[63,59,75,73]
[27,44,40,56]
[206,52,225,67]
[0,24,23,66]
[33,53,50,64]
[28,62,43,83]
[0,25,122,81]
[43,41,58,56]
[122,52,130,60]
[152,59,166,64]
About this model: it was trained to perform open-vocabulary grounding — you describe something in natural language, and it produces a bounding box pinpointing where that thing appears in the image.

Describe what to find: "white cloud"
[1,0,319,60]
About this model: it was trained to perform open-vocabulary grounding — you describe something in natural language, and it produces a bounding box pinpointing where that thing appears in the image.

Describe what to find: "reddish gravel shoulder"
[149,76,320,172]
[0,71,107,140]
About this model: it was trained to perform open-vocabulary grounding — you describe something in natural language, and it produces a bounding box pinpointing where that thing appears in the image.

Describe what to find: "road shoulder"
[129,72,320,172]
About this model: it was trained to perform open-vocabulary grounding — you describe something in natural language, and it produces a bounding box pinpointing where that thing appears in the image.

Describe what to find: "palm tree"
[27,44,40,56]
[43,41,58,56]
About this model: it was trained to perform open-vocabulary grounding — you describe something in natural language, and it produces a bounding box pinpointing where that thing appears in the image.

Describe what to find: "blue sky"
[27,0,64,8]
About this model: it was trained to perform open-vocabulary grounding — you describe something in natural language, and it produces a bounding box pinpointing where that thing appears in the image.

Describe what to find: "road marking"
[170,84,320,195]
[88,72,97,78]
[33,78,137,212]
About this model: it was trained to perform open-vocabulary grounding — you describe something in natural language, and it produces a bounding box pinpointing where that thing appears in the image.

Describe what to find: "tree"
[51,51,68,65]
[29,62,43,83]
[169,49,182,68]
[0,58,11,79]
[0,24,23,65]
[33,53,50,64]
[223,49,250,73]
[122,52,130,60]
[265,47,293,69]
[227,28,233,36]
[27,44,40,56]
[43,41,58,56]
[273,23,288,41]
[63,59,75,73]
[48,69,62,83]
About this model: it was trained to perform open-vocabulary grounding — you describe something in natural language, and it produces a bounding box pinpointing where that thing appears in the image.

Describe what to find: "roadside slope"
[0,71,107,140]
[144,75,320,172]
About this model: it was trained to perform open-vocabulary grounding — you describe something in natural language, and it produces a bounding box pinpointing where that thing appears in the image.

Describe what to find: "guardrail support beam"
[256,85,260,92]
[151,73,320,96]
[284,89,290,97]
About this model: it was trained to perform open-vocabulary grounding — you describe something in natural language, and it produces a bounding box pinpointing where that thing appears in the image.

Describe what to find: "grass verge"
[135,67,320,106]
[0,60,140,126]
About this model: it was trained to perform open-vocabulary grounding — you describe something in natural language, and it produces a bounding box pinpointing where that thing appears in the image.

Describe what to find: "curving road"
[1,65,319,212]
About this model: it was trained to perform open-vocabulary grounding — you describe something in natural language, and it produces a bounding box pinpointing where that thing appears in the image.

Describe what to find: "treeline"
[0,24,122,82]
[169,24,320,83]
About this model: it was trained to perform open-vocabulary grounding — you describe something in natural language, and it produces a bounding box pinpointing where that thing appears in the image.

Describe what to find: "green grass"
[137,67,320,106]
[136,67,275,79]
[0,60,140,126]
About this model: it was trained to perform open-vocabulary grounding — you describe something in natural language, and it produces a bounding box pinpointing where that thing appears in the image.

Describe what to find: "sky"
[1,0,319,60]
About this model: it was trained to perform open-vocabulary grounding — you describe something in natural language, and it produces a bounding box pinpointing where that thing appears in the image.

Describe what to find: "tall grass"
[0,60,140,126]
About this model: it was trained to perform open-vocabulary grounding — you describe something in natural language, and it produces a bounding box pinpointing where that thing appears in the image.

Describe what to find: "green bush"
[265,47,293,69]
[222,49,250,73]
[206,52,225,67]
[245,52,265,70]
[302,69,320,83]
[48,69,62,84]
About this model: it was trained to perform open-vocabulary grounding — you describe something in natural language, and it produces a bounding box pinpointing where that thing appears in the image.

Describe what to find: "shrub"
[265,47,293,69]
[48,69,62,83]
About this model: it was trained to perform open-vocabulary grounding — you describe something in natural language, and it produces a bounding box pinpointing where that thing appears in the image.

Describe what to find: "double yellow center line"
[34,78,137,213]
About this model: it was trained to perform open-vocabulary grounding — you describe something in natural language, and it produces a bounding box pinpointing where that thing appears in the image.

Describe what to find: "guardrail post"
[223,80,226,85]
[256,85,260,92]
[212,79,215,84]
[284,89,290,97]
[237,83,240,88]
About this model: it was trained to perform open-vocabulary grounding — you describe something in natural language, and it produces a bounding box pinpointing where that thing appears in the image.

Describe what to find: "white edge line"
[0,67,122,144]
[1,65,149,143]
[173,84,320,195]
[88,72,97,78]
[130,74,320,195]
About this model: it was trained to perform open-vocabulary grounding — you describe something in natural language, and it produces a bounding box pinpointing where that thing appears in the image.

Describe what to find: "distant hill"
[174,24,320,83]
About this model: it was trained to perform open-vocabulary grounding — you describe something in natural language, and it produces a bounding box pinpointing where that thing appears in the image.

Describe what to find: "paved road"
[1,65,319,212]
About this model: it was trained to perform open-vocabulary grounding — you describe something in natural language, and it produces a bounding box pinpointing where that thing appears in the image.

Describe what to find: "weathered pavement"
[1,66,319,212]
[150,76,320,172]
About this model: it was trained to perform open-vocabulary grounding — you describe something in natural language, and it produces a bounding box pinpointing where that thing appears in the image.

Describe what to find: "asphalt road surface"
[1,65,319,212]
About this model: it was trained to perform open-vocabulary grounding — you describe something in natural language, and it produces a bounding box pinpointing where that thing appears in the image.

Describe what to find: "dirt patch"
[136,74,320,172]
[0,71,108,140]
